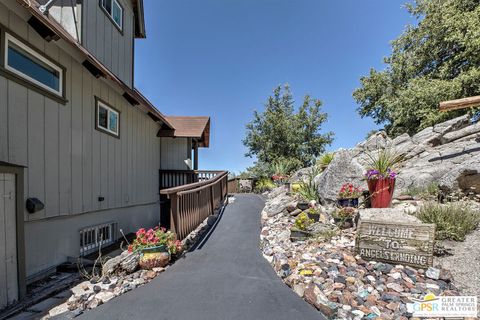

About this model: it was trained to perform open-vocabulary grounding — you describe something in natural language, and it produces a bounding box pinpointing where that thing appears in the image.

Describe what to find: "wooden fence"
[160,171,228,240]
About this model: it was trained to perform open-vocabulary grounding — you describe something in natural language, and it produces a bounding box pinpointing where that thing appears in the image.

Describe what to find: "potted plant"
[272,174,289,185]
[295,166,321,209]
[128,227,183,269]
[365,147,403,208]
[290,212,314,240]
[305,208,320,222]
[337,183,362,207]
[332,207,357,229]
[297,200,310,210]
[271,158,300,187]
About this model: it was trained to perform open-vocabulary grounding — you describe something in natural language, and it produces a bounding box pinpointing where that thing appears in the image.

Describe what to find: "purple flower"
[365,168,397,180]
[365,169,380,180]
[387,168,397,179]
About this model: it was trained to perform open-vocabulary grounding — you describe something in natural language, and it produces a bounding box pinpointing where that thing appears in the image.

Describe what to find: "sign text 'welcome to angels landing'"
[355,220,435,268]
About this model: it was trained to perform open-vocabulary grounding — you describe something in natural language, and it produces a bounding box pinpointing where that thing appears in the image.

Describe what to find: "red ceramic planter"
[367,178,396,208]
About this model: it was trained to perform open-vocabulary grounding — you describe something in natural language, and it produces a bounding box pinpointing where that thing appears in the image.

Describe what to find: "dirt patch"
[435,227,480,315]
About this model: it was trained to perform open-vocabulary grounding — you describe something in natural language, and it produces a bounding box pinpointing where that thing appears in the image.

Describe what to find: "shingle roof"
[158,116,211,148]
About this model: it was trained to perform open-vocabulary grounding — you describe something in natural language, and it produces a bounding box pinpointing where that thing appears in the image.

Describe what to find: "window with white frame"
[4,32,63,96]
[96,100,120,137]
[101,0,123,30]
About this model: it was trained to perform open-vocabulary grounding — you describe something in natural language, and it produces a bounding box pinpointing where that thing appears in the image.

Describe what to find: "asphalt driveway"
[78,194,323,320]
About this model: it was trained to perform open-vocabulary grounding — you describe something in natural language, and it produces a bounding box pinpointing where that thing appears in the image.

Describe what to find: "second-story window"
[4,32,63,97]
[96,99,120,137]
[101,0,123,31]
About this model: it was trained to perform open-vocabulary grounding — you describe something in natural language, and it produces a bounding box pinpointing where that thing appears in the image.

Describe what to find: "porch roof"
[157,116,211,148]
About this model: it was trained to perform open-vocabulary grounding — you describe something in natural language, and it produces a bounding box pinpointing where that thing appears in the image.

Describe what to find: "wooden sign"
[355,220,435,268]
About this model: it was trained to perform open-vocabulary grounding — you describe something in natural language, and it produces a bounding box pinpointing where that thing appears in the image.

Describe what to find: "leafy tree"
[353,0,480,137]
[243,85,333,175]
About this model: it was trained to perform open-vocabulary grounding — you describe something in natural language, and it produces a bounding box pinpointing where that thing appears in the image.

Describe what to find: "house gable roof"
[157,116,211,148]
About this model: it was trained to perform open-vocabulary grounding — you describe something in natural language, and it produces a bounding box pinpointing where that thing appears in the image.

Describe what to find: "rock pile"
[260,189,461,320]
[47,267,165,318]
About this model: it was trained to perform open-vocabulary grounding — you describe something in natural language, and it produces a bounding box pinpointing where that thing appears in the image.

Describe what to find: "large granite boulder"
[288,116,480,201]
[262,193,294,217]
[315,149,367,204]
[289,166,315,183]
[351,115,480,195]
[438,155,480,193]
[358,208,421,224]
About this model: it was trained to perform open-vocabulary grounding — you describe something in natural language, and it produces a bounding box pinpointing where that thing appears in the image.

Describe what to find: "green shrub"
[295,212,314,231]
[254,177,276,193]
[296,167,321,202]
[332,207,357,219]
[414,202,480,241]
[316,152,335,168]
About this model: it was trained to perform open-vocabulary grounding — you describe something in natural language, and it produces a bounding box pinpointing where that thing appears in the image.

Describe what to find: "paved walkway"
[79,194,322,320]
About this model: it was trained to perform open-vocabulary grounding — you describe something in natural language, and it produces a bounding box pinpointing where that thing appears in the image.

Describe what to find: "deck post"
[170,194,179,239]
[193,141,199,170]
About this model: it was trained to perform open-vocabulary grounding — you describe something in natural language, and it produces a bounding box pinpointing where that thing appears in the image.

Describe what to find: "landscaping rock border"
[260,188,463,320]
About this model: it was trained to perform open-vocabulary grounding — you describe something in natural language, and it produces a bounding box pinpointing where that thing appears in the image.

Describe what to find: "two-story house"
[0,0,212,308]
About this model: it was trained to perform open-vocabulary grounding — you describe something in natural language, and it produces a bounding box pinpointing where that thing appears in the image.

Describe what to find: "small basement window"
[80,222,117,256]
[101,0,123,30]
[4,32,63,96]
[96,99,120,137]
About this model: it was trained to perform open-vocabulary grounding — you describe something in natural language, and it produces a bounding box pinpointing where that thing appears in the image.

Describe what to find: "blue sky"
[134,0,415,174]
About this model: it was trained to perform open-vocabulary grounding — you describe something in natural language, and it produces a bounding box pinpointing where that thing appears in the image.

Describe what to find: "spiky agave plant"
[271,158,301,176]
[316,152,335,168]
[297,166,322,202]
[364,146,403,179]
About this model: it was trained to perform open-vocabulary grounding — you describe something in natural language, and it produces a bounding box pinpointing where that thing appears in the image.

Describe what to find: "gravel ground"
[435,227,480,315]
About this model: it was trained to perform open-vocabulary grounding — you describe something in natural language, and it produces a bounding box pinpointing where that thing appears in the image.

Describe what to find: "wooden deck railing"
[160,170,229,240]
[159,170,224,189]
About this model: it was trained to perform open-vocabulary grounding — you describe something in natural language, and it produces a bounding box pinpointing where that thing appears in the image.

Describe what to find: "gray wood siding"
[160,138,192,170]
[49,0,82,41]
[0,4,160,222]
[81,0,134,88]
